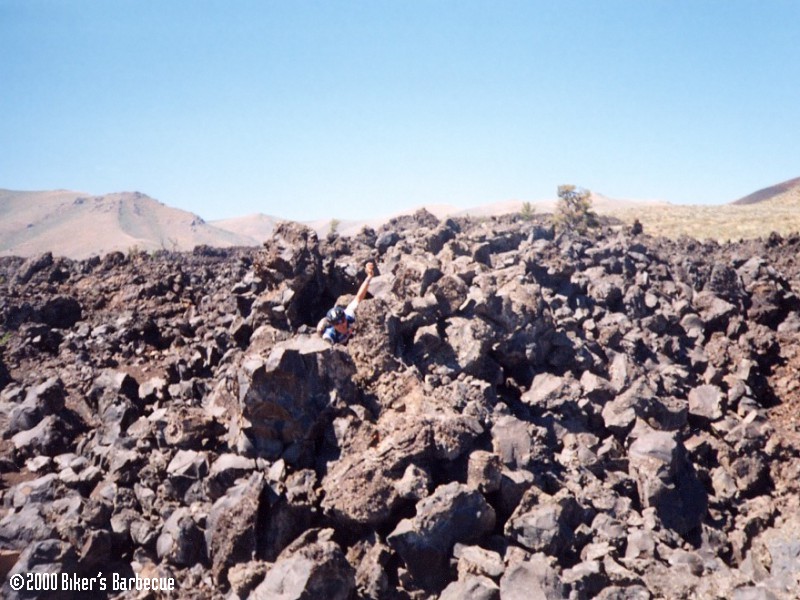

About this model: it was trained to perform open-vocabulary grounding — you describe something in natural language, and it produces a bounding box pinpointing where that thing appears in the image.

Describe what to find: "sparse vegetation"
[329,219,341,236]
[0,332,12,347]
[519,201,535,221]
[605,197,800,241]
[553,185,598,233]
[594,182,800,241]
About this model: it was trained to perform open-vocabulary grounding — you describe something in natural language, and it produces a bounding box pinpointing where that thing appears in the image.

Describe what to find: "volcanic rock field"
[1,211,800,599]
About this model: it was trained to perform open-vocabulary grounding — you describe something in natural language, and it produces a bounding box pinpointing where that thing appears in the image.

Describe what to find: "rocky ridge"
[1,212,800,599]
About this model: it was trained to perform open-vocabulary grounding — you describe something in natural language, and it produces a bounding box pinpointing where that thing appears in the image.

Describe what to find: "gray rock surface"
[0,215,799,598]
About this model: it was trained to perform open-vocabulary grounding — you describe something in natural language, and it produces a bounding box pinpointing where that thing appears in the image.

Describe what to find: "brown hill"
[5,179,799,260]
[0,189,256,259]
[732,176,800,205]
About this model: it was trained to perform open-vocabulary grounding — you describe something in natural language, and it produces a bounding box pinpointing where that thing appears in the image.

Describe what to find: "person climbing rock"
[317,261,375,344]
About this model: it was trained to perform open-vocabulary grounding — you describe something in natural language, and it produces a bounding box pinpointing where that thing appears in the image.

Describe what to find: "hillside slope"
[732,176,800,206]
[606,184,800,241]
[5,179,800,259]
[0,190,256,259]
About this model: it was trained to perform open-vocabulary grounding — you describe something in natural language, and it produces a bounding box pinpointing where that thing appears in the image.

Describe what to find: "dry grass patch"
[602,189,800,241]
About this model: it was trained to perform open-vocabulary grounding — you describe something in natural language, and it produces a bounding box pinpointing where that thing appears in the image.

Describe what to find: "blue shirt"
[322,302,357,344]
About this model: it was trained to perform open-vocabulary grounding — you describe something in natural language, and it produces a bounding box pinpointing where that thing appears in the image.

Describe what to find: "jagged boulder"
[505,488,588,557]
[236,336,358,458]
[601,383,646,433]
[345,297,402,383]
[688,384,726,421]
[321,416,434,527]
[253,222,326,328]
[39,296,83,329]
[387,482,496,591]
[11,415,72,459]
[206,472,264,586]
[693,290,738,332]
[2,539,78,600]
[260,468,319,562]
[250,529,355,600]
[500,554,566,600]
[440,576,500,600]
[0,506,57,551]
[89,369,140,413]
[156,507,205,567]
[628,431,708,535]
[5,377,65,436]
[14,252,54,284]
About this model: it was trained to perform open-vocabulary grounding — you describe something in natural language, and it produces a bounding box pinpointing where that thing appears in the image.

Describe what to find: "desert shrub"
[519,201,535,221]
[553,185,598,234]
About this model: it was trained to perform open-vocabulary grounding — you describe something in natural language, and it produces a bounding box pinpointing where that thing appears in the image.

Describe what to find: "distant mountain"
[732,177,800,205]
[0,188,676,259]
[3,184,737,260]
[0,189,255,259]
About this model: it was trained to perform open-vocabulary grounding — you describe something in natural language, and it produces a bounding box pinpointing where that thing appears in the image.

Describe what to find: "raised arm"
[355,261,375,303]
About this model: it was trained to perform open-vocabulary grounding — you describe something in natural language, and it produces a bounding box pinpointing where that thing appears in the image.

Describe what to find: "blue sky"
[1,1,798,222]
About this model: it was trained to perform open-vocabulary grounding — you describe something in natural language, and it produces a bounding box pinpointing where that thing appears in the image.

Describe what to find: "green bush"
[553,185,598,234]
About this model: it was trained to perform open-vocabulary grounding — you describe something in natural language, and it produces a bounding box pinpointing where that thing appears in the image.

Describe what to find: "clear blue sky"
[2,1,798,222]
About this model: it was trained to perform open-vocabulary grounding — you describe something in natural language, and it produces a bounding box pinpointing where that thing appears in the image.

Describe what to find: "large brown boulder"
[206,472,264,586]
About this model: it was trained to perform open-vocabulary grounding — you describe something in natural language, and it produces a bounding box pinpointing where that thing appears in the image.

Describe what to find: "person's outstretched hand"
[365,261,375,277]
